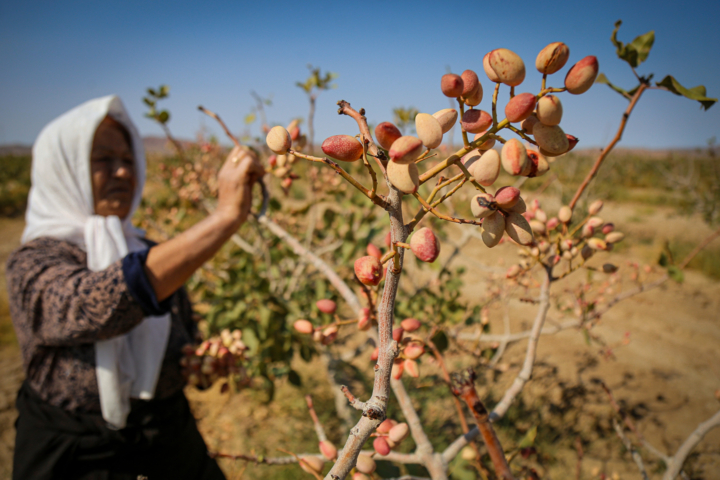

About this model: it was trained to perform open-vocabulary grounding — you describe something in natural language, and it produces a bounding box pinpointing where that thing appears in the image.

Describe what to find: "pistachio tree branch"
[443,267,551,462]
[341,385,366,411]
[337,100,387,173]
[413,193,482,226]
[490,265,549,420]
[457,98,470,147]
[390,377,434,454]
[491,83,500,126]
[306,395,329,442]
[612,419,650,480]
[663,410,720,480]
[290,149,388,209]
[256,215,362,315]
[406,174,468,232]
[601,381,670,462]
[324,100,407,480]
[506,124,538,146]
[568,83,648,211]
[208,452,325,465]
[359,450,420,464]
[451,369,517,480]
[198,105,243,149]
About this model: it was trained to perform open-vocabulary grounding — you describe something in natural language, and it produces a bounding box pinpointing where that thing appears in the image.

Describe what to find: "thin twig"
[678,225,720,269]
[413,193,482,226]
[443,267,551,462]
[663,410,720,480]
[278,448,324,480]
[290,149,389,209]
[340,385,366,411]
[613,419,649,480]
[391,377,434,454]
[198,106,243,149]
[450,369,517,480]
[568,83,648,211]
[257,215,362,315]
[306,395,329,442]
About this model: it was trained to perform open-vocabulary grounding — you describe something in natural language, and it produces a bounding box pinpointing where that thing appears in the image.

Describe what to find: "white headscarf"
[22,95,171,429]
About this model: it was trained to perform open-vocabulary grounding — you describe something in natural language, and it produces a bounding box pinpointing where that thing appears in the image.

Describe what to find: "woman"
[7,95,265,479]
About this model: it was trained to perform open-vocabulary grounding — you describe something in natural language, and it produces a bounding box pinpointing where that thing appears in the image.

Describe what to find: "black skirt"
[13,381,226,480]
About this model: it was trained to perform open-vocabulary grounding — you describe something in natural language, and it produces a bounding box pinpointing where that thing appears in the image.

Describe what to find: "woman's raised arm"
[144,147,265,301]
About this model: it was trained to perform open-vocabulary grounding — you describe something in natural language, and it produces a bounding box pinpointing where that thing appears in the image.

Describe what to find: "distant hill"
[0,136,194,158]
[1,140,717,159]
[0,144,31,156]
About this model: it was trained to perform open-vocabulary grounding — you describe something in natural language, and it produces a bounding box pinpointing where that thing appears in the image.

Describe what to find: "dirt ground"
[0,198,719,479]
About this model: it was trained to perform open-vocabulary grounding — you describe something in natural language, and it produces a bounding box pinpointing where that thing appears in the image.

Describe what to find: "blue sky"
[1,0,719,149]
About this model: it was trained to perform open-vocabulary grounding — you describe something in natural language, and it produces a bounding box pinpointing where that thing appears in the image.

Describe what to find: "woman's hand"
[214,147,266,228]
[144,146,266,301]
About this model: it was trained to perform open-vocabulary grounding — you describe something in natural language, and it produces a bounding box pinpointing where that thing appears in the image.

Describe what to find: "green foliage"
[395,266,480,335]
[392,107,419,134]
[611,20,654,68]
[0,155,31,216]
[598,21,716,110]
[595,73,642,101]
[143,84,172,125]
[656,75,718,110]
[296,65,338,95]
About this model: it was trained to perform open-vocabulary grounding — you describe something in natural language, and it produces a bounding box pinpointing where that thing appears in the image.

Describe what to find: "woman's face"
[91,116,137,219]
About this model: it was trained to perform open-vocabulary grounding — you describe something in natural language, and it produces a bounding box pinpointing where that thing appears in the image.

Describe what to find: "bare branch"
[341,385,366,411]
[443,267,551,462]
[489,266,551,421]
[306,395,329,443]
[208,451,323,465]
[324,100,407,480]
[257,215,363,315]
[612,419,650,480]
[600,381,669,462]
[450,369,517,480]
[390,376,434,454]
[663,410,720,480]
[569,83,648,211]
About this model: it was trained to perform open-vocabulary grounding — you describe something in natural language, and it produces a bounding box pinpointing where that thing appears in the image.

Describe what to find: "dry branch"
[323,101,406,480]
[443,267,551,462]
[663,410,720,480]
[612,419,650,480]
[256,215,362,315]
[568,83,648,211]
[451,369,517,480]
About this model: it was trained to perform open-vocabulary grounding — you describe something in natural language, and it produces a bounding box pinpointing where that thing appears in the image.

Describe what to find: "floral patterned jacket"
[6,237,197,412]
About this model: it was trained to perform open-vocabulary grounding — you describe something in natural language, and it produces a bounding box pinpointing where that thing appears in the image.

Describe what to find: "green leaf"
[430,330,449,353]
[628,30,654,66]
[157,110,170,124]
[242,328,259,354]
[143,97,155,107]
[518,426,538,448]
[667,265,684,283]
[159,85,170,97]
[595,73,632,100]
[147,88,157,97]
[611,20,654,68]
[288,369,302,386]
[582,328,591,346]
[244,113,256,125]
[656,75,717,110]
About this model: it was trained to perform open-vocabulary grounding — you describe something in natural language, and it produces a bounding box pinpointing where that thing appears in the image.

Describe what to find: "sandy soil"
[0,198,718,479]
